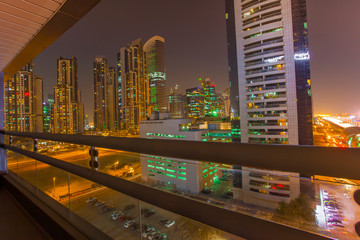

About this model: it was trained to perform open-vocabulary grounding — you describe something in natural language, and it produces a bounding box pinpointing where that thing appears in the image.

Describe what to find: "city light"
[294,52,310,60]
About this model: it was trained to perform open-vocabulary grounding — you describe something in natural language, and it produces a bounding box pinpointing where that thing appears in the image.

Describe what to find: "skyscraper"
[199,78,217,117]
[229,0,313,145]
[93,57,108,131]
[169,85,186,119]
[34,76,44,132]
[106,67,119,131]
[44,93,54,133]
[4,61,43,132]
[54,56,84,134]
[144,36,167,112]
[186,87,204,119]
[116,52,123,127]
[121,39,150,132]
[226,0,313,209]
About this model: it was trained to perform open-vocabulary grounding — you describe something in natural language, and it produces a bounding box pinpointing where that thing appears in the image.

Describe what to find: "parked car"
[95,200,105,207]
[86,197,97,203]
[111,211,124,220]
[124,220,136,228]
[145,209,155,217]
[201,187,213,194]
[118,215,133,222]
[164,220,175,228]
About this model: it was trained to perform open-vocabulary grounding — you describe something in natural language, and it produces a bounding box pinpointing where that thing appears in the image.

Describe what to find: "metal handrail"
[1,130,360,180]
[0,143,329,240]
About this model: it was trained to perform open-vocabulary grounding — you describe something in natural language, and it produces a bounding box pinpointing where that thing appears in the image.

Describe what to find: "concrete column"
[0,72,7,174]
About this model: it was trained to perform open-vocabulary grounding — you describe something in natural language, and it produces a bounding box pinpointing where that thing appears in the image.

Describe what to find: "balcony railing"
[1,130,360,240]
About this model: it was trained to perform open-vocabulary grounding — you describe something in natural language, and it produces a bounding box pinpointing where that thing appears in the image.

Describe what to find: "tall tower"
[106,67,119,131]
[121,38,149,132]
[231,0,313,145]
[199,78,216,117]
[5,62,35,132]
[226,0,312,209]
[34,76,44,132]
[54,56,84,134]
[186,87,204,119]
[144,36,166,112]
[93,57,108,131]
[4,61,43,132]
[169,85,186,119]
[116,52,123,127]
[44,93,54,133]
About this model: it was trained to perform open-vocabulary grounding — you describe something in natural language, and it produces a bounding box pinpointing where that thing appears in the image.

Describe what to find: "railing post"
[0,72,6,174]
[89,146,99,171]
[34,139,38,194]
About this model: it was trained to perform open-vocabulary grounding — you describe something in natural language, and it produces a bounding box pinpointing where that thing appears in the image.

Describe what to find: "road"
[7,148,242,240]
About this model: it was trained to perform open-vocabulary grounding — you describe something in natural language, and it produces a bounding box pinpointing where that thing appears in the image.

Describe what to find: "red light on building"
[25,92,29,96]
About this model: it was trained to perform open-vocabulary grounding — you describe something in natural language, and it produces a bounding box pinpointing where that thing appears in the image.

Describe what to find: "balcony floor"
[0,188,51,240]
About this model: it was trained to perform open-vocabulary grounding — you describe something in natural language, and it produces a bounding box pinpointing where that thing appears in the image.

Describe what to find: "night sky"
[34,0,360,122]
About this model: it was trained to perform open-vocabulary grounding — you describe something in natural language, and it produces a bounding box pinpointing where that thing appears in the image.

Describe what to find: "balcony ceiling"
[0,0,101,75]
[0,0,66,72]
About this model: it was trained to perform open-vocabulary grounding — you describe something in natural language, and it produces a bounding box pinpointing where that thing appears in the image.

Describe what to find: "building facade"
[226,0,313,209]
[168,85,186,119]
[186,87,204,119]
[144,36,167,113]
[4,61,43,132]
[232,0,313,145]
[106,67,119,131]
[139,119,220,193]
[54,56,84,134]
[44,93,54,133]
[121,39,150,132]
[93,57,108,131]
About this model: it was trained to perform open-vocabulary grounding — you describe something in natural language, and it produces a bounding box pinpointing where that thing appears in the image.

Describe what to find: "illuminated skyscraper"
[199,78,217,117]
[93,57,107,131]
[54,56,84,134]
[4,61,43,132]
[34,76,44,132]
[144,36,167,112]
[226,0,313,209]
[186,87,204,119]
[106,67,119,131]
[121,38,149,132]
[229,0,313,145]
[169,85,186,119]
[116,52,123,126]
[44,93,54,133]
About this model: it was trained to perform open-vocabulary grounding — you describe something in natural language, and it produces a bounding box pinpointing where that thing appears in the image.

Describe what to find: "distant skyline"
[34,0,360,122]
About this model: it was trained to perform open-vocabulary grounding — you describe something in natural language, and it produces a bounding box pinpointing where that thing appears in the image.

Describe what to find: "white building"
[226,0,312,208]
[140,118,221,193]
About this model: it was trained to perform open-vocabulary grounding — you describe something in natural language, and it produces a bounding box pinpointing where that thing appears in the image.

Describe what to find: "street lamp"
[114,161,119,176]
[53,177,56,197]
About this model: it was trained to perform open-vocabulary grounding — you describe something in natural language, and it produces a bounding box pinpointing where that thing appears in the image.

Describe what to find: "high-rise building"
[199,78,217,117]
[116,52,123,127]
[4,61,43,132]
[121,39,150,132]
[84,115,89,130]
[226,0,240,120]
[93,57,108,131]
[44,93,54,133]
[169,85,186,119]
[106,67,119,131]
[34,76,44,132]
[226,0,313,209]
[144,36,167,112]
[230,0,312,145]
[54,56,84,134]
[186,87,204,119]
